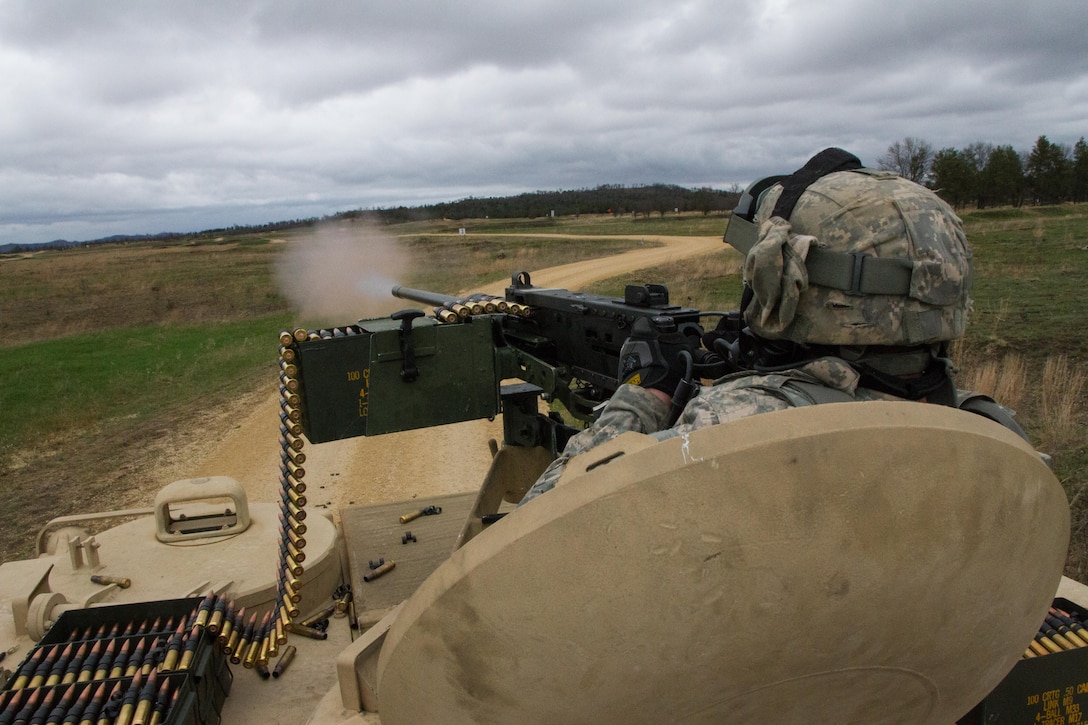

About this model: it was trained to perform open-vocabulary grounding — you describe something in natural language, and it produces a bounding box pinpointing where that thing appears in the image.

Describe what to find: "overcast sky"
[1,0,1085,245]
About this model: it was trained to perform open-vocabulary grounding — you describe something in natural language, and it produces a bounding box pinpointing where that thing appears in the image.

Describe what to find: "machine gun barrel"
[391,285,461,309]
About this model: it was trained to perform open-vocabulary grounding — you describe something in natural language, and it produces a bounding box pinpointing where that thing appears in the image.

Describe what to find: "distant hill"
[1,239,79,253]
[3,183,740,252]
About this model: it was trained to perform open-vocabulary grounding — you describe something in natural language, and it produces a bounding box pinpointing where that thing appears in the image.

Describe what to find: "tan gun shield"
[377,402,1068,724]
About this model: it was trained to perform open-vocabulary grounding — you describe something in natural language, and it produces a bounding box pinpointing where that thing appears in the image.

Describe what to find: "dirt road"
[190,234,727,513]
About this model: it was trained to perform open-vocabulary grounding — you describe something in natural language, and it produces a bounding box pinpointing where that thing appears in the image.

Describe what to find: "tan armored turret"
[338,401,1070,724]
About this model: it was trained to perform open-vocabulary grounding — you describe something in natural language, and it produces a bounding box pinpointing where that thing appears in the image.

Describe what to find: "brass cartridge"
[272,646,297,678]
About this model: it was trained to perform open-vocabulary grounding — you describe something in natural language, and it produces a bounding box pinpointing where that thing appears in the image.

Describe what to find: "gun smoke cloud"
[276,221,410,325]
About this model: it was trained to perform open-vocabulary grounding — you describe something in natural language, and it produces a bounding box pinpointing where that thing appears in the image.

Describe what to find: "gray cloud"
[1,0,1086,244]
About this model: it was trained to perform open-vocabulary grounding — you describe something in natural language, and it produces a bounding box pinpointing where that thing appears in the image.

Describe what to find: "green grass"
[960,209,1088,360]
[0,316,292,460]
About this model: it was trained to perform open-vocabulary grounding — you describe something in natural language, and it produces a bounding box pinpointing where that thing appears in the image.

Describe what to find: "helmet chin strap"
[731,299,957,404]
[846,349,957,405]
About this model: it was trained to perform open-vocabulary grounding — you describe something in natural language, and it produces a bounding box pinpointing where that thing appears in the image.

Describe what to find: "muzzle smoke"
[276,221,410,325]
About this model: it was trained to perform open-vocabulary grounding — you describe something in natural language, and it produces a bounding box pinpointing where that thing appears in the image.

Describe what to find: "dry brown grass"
[1040,355,1087,449]
[954,349,1085,447]
[956,351,1028,413]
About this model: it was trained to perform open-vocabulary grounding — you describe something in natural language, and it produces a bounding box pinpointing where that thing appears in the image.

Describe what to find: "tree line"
[878,135,1088,209]
[362,183,739,224]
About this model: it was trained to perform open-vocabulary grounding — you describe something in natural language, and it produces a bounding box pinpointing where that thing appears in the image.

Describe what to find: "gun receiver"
[288,271,708,456]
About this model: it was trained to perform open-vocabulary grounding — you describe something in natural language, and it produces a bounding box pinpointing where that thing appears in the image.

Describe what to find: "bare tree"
[963,142,993,174]
[878,137,934,183]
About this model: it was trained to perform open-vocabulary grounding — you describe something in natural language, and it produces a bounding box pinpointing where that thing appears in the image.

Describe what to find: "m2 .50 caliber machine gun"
[285,271,726,458]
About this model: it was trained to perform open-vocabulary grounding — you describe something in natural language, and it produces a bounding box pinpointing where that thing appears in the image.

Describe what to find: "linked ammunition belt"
[428,293,530,324]
[277,328,319,643]
[1024,606,1088,658]
[0,597,226,724]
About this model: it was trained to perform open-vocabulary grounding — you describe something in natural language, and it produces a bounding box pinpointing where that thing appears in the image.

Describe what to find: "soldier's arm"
[519,385,670,504]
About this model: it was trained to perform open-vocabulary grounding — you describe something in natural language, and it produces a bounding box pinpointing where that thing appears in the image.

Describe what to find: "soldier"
[522,147,1023,504]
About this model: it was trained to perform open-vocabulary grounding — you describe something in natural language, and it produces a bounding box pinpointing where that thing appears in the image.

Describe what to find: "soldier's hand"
[617,317,694,394]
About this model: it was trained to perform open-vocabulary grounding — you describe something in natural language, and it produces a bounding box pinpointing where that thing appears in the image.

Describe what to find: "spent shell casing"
[272,645,297,679]
[335,589,353,614]
[286,623,327,640]
[399,509,424,524]
[299,605,337,629]
[90,574,132,589]
[255,662,271,680]
[363,560,396,582]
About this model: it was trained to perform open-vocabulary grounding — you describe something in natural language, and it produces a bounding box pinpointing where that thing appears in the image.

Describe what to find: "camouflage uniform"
[521,154,979,505]
[520,356,899,504]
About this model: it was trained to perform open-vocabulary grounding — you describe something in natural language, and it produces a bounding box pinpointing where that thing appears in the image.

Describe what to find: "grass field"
[1,207,1085,581]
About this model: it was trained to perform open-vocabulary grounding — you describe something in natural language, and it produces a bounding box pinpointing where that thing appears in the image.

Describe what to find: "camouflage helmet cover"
[737,165,972,346]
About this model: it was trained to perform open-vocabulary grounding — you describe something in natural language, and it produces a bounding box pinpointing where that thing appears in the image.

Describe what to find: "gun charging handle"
[391,309,426,382]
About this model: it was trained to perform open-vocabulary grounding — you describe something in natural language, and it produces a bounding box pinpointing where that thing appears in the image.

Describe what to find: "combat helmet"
[723,148,972,348]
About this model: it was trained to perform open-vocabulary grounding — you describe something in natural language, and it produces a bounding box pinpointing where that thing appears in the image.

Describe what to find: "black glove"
[617,316,693,393]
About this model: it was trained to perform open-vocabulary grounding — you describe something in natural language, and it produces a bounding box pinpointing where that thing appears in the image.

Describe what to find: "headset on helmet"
[722,148,972,349]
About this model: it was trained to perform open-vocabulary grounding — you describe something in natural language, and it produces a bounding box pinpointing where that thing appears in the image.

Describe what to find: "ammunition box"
[2,598,228,725]
[295,316,499,443]
[959,598,1088,724]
